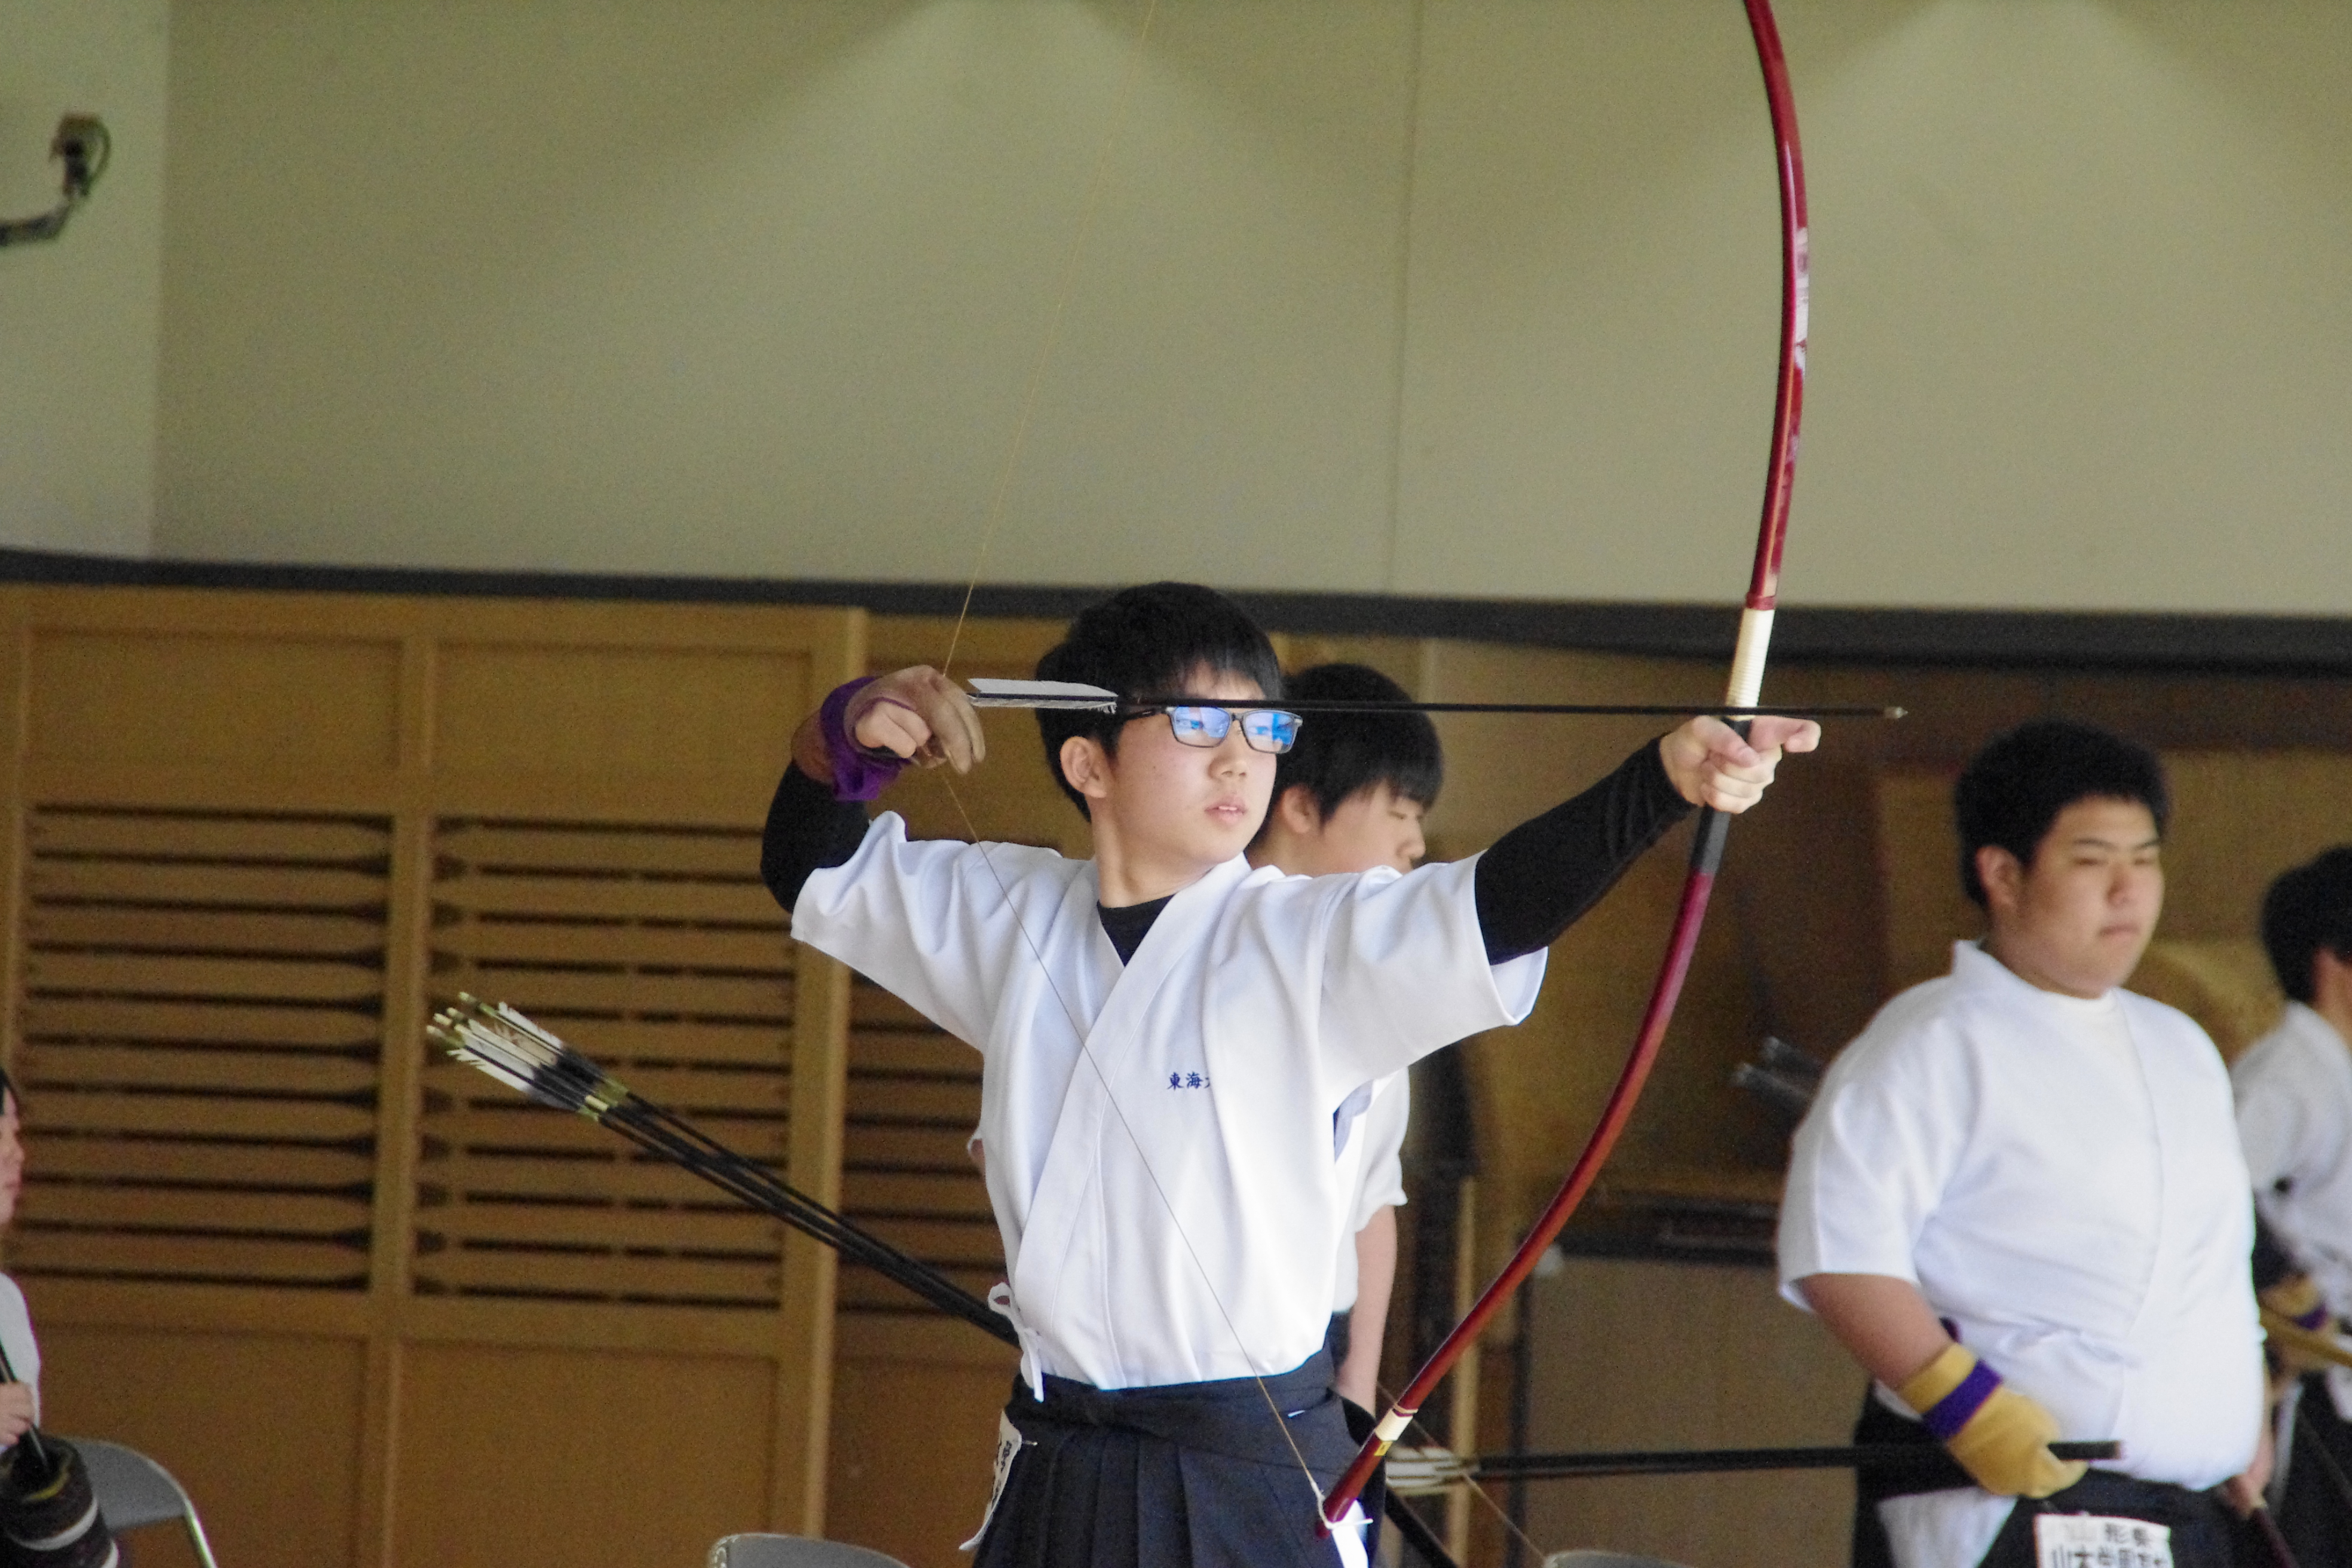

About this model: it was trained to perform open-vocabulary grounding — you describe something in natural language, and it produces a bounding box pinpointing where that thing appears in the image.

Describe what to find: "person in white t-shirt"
[1778,719,2267,1568]
[2234,846,2352,1566]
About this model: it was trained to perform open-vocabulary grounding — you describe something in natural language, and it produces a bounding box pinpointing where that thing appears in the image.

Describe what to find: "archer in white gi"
[2234,846,2352,1567]
[1778,719,2267,1568]
[761,583,1816,1568]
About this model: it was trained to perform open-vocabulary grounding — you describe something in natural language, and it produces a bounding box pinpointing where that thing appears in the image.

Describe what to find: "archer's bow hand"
[1659,714,1819,813]
[849,666,987,773]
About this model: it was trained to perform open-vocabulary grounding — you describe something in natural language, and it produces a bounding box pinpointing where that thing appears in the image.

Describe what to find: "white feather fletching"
[965,677,1122,711]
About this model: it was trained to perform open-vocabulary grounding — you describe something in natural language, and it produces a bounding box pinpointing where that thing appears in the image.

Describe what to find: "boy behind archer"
[761,582,1812,1568]
[1247,663,1442,1420]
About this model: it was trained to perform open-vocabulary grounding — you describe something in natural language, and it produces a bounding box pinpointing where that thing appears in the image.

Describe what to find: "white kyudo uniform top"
[794,816,1543,1392]
[1779,941,2262,1568]
[1331,1072,1408,1313]
[2235,1000,2352,1416]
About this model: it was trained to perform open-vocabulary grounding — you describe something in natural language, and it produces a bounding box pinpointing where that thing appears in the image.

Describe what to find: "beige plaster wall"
[145,1,2352,614]
[0,0,169,556]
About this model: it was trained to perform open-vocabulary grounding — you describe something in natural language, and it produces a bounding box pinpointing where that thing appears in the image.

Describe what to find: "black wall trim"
[4,547,2347,675]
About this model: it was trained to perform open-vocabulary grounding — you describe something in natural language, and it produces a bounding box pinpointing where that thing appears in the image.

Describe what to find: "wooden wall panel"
[17,806,390,1293]
[391,1342,774,1567]
[26,632,402,770]
[0,587,861,1568]
[2160,752,2352,940]
[828,1321,1016,1568]
[1520,1257,1857,1566]
[436,643,807,809]
[33,1321,367,1568]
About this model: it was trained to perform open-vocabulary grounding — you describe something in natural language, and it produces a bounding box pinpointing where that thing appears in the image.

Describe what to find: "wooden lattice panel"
[13,808,390,1290]
[840,980,1002,1318]
[415,821,796,1309]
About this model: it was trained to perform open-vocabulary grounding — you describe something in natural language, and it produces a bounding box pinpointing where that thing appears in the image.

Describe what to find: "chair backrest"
[66,1438,222,1568]
[1542,1553,1698,1568]
[707,1533,912,1568]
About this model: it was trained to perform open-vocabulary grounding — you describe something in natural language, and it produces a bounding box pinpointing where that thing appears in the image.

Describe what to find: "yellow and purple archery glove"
[2261,1274,2341,1380]
[1897,1344,2086,1499]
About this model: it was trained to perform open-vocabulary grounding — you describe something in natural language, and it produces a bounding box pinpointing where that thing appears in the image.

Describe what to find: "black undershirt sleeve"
[1474,740,1695,964]
[759,763,876,913]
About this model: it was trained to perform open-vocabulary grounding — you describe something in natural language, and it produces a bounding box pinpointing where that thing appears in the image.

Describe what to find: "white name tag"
[2033,1512,2173,1568]
[958,1411,1027,1553]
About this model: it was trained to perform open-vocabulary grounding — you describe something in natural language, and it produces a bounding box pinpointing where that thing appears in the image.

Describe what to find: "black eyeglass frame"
[1126,703,1305,755]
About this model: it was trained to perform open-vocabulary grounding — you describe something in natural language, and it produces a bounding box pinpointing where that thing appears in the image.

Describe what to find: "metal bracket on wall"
[0,115,109,247]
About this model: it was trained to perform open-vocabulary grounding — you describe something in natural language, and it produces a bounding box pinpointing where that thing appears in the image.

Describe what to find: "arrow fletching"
[965,677,1123,710]
[430,994,626,1118]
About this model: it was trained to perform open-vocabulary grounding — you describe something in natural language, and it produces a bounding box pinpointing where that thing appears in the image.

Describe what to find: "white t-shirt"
[794,819,1542,1392]
[1331,1071,1408,1313]
[1779,942,2262,1568]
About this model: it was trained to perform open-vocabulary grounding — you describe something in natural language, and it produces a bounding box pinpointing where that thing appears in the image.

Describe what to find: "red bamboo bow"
[1320,0,1811,1528]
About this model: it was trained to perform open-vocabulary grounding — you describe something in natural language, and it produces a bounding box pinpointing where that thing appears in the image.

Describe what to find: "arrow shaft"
[970,697,1899,718]
[1472,1440,2120,1481]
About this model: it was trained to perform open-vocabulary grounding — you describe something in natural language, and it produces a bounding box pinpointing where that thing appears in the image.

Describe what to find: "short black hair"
[1255,664,1441,845]
[2261,847,2352,1004]
[1952,719,2169,907]
[1033,582,1284,817]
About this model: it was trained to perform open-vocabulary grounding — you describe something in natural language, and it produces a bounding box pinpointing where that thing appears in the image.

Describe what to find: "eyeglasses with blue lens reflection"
[1141,705,1303,754]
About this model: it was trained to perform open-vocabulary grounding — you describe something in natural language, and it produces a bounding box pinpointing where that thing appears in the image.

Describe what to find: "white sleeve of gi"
[1312,855,1545,1088]
[1777,1006,1971,1306]
[2235,1043,2313,1197]
[789,812,1073,1054]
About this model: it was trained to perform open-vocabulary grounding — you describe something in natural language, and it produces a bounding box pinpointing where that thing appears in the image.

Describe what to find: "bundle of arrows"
[426,995,1017,1346]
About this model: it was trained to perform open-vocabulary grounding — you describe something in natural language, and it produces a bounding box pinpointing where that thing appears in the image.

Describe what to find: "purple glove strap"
[2297,1303,2332,1331]
[819,677,906,803]
[1922,1358,2002,1443]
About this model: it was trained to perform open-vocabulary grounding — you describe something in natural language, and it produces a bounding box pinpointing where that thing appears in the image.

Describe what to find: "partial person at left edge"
[0,1071,38,1453]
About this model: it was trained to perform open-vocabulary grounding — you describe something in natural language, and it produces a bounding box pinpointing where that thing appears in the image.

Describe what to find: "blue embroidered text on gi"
[1166,1071,1211,1089]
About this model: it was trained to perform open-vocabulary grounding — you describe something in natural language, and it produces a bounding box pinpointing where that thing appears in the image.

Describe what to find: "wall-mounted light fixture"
[0,115,111,248]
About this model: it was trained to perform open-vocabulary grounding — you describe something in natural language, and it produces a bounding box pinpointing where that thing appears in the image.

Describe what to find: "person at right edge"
[2234,846,2352,1566]
[1777,719,2268,1568]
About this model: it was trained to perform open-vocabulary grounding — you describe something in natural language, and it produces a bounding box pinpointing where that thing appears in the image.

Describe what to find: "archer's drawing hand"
[1659,714,1819,813]
[847,666,987,773]
[0,1383,34,1448]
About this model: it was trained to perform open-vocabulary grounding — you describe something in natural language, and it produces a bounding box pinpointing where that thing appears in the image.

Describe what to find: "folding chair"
[706,1535,912,1568]
[70,1439,220,1568]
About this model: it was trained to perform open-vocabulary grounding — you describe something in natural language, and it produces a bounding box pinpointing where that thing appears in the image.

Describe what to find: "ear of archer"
[1061,735,1114,803]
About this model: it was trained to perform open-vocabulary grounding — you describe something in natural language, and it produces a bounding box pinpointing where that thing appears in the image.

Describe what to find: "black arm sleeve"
[1474,740,1695,963]
[759,764,875,914]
